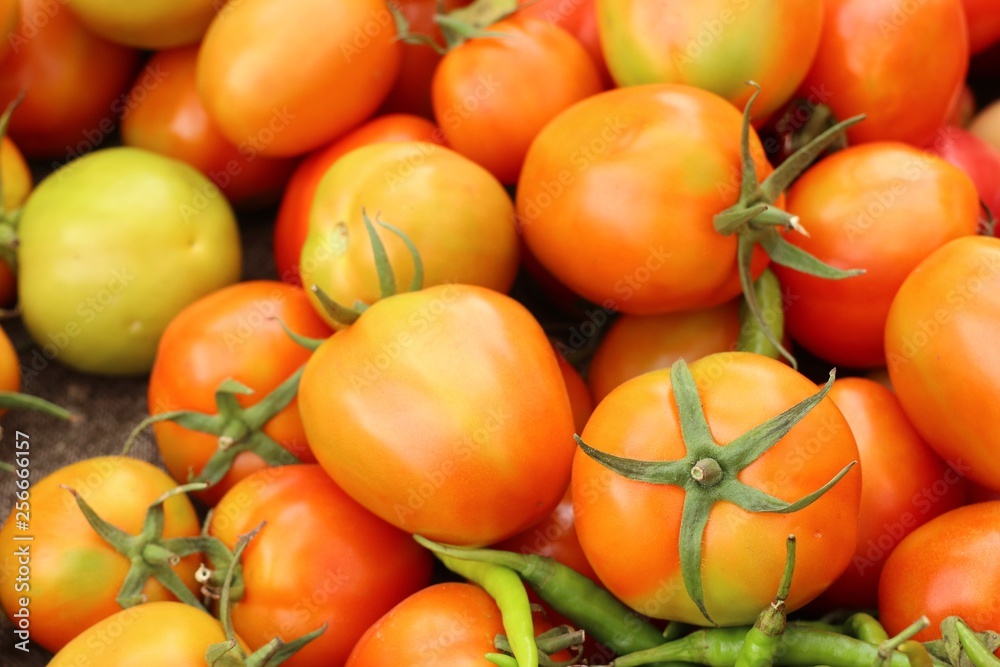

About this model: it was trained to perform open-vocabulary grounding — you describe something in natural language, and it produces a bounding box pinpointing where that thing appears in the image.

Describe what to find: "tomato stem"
[874,617,931,667]
[735,269,786,361]
[0,390,78,421]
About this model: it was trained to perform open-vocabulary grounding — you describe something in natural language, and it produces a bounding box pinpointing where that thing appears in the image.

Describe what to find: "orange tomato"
[517,0,612,86]
[0,133,31,307]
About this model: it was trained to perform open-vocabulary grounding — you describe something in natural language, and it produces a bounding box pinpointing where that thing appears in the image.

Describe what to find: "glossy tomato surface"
[924,125,1000,222]
[66,0,218,48]
[210,465,433,667]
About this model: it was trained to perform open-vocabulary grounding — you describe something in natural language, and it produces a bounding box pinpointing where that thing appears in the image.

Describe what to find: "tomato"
[0,133,32,308]
[17,147,242,376]
[0,0,140,158]
[518,84,773,315]
[66,0,217,48]
[573,352,861,625]
[148,281,332,506]
[924,125,1000,221]
[814,378,965,610]
[346,583,507,667]
[48,602,249,666]
[775,143,979,368]
[121,46,298,209]
[0,324,18,418]
[433,16,601,184]
[209,465,433,667]
[197,0,401,156]
[879,501,1000,641]
[379,0,471,118]
[0,456,201,653]
[299,284,576,546]
[800,0,967,147]
[963,0,1000,54]
[969,99,1000,157]
[517,0,612,87]
[0,0,18,65]
[555,352,593,434]
[885,236,1000,491]
[588,301,741,404]
[300,142,519,326]
[597,0,823,123]
[274,114,443,285]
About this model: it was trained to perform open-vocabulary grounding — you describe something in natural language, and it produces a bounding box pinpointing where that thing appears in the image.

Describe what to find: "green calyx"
[754,535,796,638]
[0,92,25,279]
[391,0,517,53]
[123,369,305,490]
[492,626,586,667]
[64,482,238,611]
[735,268,785,362]
[716,82,866,369]
[925,617,1000,667]
[310,209,424,326]
[575,358,856,625]
[0,391,77,421]
[206,524,326,667]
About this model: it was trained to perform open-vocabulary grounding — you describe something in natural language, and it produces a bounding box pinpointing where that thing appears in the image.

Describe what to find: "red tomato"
[777,143,980,367]
[516,0,613,86]
[924,125,1000,222]
[197,0,401,156]
[879,502,1000,641]
[210,465,433,667]
[148,281,332,505]
[300,142,519,325]
[0,0,140,158]
[0,133,31,307]
[587,301,741,403]
[885,236,1000,491]
[121,46,297,209]
[963,0,1000,54]
[596,0,823,122]
[379,0,471,118]
[815,378,965,610]
[273,113,443,285]
[517,84,772,315]
[573,352,861,625]
[0,456,202,652]
[0,0,18,65]
[432,16,602,184]
[800,0,968,146]
[298,284,576,546]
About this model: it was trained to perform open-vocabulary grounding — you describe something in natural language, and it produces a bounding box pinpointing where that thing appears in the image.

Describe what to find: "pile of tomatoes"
[1,0,1000,665]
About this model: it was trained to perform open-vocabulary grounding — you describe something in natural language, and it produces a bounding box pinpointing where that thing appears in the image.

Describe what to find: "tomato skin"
[209,465,433,667]
[299,284,576,546]
[0,0,140,158]
[924,125,1000,221]
[517,84,772,315]
[963,0,1000,54]
[573,352,861,625]
[0,325,19,418]
[885,237,1000,491]
[879,501,1000,641]
[301,142,519,326]
[596,0,823,122]
[148,281,332,506]
[0,134,32,307]
[0,0,18,65]
[197,0,401,156]
[346,583,506,667]
[588,301,741,404]
[48,601,248,666]
[800,0,968,147]
[777,143,980,368]
[814,378,965,610]
[122,46,297,209]
[17,147,242,376]
[432,16,602,184]
[66,0,217,48]
[0,457,201,653]
[273,114,443,285]
[555,352,593,435]
[517,0,612,87]
[379,0,471,117]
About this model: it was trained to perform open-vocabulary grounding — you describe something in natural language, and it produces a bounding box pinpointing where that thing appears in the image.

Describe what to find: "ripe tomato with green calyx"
[517,83,862,367]
[298,219,575,546]
[300,142,518,328]
[134,280,332,506]
[885,236,1000,491]
[573,352,861,625]
[596,0,823,123]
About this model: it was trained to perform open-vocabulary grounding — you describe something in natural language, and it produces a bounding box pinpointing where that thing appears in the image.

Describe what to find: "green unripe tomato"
[18,147,241,376]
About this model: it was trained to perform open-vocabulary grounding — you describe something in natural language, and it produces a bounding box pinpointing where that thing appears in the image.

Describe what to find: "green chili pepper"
[872,617,930,667]
[414,536,669,659]
[430,550,538,667]
[843,614,890,645]
[734,535,796,667]
[955,620,1000,667]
